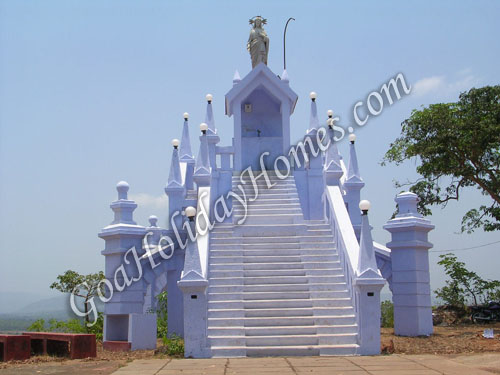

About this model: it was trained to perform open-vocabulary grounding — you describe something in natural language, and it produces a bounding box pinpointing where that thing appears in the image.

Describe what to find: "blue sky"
[1,1,499,304]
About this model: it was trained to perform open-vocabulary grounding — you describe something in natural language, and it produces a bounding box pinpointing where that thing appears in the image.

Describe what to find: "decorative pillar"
[384,192,434,336]
[180,113,195,191]
[354,200,385,355]
[177,208,209,358]
[344,134,365,241]
[99,181,157,351]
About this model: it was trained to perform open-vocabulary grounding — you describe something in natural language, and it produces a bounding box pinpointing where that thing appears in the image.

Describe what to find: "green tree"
[383,85,500,233]
[435,253,500,307]
[50,270,105,328]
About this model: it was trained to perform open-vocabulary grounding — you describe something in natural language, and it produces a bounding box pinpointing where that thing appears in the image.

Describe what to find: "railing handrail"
[197,186,211,279]
[324,185,360,304]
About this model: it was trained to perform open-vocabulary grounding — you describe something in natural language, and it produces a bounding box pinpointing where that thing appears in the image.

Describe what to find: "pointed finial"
[205,96,216,133]
[167,146,182,188]
[281,69,289,83]
[180,113,194,161]
[357,199,381,278]
[194,125,211,185]
[116,181,129,200]
[233,70,241,85]
[346,135,362,182]
[148,215,158,227]
[308,92,319,131]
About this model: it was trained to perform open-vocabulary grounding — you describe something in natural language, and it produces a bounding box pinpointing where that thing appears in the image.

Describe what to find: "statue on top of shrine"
[247,16,269,69]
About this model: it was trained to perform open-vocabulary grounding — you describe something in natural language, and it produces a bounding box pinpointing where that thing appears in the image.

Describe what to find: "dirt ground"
[1,325,499,375]
[381,323,500,354]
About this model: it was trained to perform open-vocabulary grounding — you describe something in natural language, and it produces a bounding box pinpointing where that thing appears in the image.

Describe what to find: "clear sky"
[1,0,499,305]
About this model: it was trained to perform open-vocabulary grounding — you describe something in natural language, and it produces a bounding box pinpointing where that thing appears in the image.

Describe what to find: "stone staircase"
[206,172,359,357]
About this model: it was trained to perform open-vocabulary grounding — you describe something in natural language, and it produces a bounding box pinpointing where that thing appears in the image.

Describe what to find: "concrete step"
[210,235,333,244]
[210,249,336,258]
[208,298,352,310]
[207,324,358,337]
[232,197,301,206]
[208,315,356,328]
[208,307,354,319]
[208,289,350,301]
[242,261,341,270]
[210,269,306,278]
[233,207,303,215]
[234,214,303,225]
[211,255,340,264]
[210,242,336,250]
[232,223,309,236]
[210,262,304,271]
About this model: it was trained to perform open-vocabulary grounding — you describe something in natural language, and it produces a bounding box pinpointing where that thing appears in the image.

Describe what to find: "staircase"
[206,172,359,357]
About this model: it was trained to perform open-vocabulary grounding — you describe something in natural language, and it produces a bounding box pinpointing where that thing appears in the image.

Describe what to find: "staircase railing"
[324,185,360,315]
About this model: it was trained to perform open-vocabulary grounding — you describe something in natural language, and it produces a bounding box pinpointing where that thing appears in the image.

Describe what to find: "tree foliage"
[435,253,500,308]
[156,291,168,339]
[383,85,500,233]
[50,270,104,328]
[380,301,394,328]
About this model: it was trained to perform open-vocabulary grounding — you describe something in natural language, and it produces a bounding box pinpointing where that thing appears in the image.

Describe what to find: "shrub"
[27,315,103,340]
[162,334,184,357]
[27,319,46,332]
[156,291,168,339]
[381,301,394,328]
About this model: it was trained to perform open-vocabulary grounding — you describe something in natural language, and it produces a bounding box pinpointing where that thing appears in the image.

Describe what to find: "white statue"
[247,16,269,69]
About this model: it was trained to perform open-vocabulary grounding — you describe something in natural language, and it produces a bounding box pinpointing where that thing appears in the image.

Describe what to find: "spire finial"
[308,92,319,131]
[233,70,241,85]
[281,69,289,83]
[167,146,183,188]
[357,201,381,279]
[180,113,193,161]
[205,96,216,134]
[347,135,362,182]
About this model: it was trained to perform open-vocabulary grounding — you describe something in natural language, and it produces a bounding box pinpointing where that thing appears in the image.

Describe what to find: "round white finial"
[309,91,317,100]
[349,133,356,143]
[185,206,196,218]
[116,181,129,191]
[359,200,371,212]
[206,94,213,102]
[116,181,129,199]
[327,109,333,117]
[148,215,158,227]
[172,138,180,148]
[183,112,189,120]
[200,122,208,132]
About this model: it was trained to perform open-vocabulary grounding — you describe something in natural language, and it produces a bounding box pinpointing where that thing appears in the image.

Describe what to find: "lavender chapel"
[98,16,435,357]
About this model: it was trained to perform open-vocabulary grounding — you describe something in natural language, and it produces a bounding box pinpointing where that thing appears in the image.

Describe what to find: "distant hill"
[0,292,104,333]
